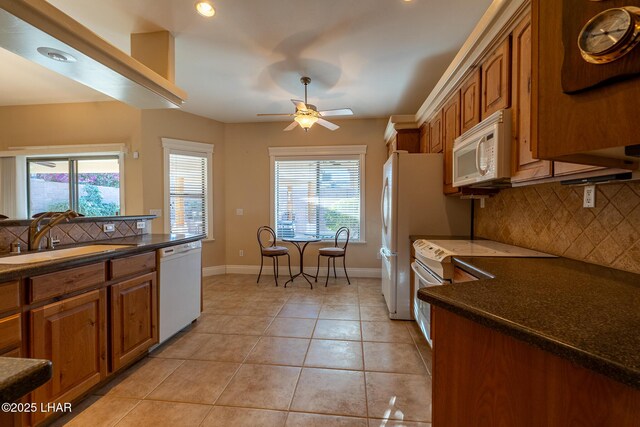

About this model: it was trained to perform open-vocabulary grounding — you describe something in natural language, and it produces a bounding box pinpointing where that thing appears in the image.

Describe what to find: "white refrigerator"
[380,151,470,320]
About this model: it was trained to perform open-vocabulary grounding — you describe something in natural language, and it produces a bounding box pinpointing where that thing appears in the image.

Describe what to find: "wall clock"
[578,7,640,64]
[561,0,640,93]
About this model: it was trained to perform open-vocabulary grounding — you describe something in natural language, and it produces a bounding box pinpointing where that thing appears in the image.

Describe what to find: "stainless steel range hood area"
[0,0,187,109]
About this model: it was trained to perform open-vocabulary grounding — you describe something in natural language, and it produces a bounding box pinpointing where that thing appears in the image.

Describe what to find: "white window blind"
[274,157,362,241]
[168,152,208,235]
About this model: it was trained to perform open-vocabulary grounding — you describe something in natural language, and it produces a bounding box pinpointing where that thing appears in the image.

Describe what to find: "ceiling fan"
[257,77,353,131]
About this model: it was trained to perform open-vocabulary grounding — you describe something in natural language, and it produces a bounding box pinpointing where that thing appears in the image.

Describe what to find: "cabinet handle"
[527,76,532,94]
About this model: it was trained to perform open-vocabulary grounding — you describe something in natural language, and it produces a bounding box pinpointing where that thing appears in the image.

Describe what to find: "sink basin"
[0,245,134,264]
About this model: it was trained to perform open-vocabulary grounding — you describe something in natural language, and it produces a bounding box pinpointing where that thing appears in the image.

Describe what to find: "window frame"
[268,145,367,243]
[162,138,214,240]
[25,154,124,218]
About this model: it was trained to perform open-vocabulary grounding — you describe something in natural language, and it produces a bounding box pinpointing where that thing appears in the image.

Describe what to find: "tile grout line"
[211,311,277,407]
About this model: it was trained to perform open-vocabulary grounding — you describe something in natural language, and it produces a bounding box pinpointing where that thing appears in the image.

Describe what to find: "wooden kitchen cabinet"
[481,37,511,119]
[29,262,105,304]
[531,0,640,167]
[31,289,107,425]
[460,69,481,134]
[553,162,602,177]
[429,110,443,154]
[432,307,640,427]
[0,280,20,313]
[0,314,21,355]
[110,272,158,372]
[442,91,461,195]
[511,12,552,183]
[419,123,429,153]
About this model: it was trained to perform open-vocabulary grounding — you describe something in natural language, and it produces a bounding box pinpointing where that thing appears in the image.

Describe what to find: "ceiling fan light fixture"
[195,1,215,17]
[295,114,318,130]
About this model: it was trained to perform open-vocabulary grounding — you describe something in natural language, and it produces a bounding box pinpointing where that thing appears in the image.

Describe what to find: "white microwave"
[452,109,512,187]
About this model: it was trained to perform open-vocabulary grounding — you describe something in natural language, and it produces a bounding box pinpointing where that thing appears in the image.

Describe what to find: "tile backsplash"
[475,182,640,274]
[0,219,147,254]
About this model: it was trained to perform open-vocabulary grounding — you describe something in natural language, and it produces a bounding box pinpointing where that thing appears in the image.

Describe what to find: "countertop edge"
[418,288,640,390]
[0,234,204,281]
[0,358,52,403]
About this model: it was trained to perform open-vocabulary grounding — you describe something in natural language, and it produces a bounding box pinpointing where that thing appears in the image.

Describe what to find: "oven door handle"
[411,262,442,285]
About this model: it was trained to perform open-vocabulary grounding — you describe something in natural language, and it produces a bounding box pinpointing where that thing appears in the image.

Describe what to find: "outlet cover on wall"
[150,209,162,218]
[236,208,244,216]
[583,185,596,208]
[239,250,244,257]
[103,224,115,233]
[136,221,146,229]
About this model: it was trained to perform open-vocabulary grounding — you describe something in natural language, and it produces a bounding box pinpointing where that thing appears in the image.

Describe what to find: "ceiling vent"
[0,0,187,109]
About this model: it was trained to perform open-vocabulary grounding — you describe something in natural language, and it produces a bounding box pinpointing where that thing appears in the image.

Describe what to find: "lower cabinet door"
[111,272,158,372]
[30,289,107,425]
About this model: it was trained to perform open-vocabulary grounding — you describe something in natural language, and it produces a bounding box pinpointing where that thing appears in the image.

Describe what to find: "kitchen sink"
[0,245,134,264]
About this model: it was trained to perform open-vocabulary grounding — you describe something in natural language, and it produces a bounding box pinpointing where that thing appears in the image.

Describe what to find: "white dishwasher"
[157,240,202,344]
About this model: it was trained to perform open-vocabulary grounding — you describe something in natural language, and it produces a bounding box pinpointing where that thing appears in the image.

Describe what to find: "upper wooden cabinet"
[460,69,482,134]
[532,0,640,167]
[442,91,461,194]
[419,123,430,153]
[387,129,421,156]
[511,12,552,183]
[429,110,444,154]
[481,38,511,119]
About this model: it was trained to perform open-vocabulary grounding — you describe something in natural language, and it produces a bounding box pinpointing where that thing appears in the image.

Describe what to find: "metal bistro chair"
[257,226,292,286]
[315,227,351,287]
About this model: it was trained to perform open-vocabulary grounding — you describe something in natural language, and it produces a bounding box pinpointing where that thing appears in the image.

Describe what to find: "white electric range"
[411,238,554,346]
[413,239,554,281]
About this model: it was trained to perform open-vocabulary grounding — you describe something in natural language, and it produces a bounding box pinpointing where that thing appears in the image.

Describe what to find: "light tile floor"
[53,274,433,427]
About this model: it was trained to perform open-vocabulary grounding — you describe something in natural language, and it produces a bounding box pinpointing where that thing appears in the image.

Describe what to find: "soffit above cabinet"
[0,0,187,109]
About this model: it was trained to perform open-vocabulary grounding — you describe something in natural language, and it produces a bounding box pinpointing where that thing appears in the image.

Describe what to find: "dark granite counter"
[418,256,640,389]
[0,233,204,281]
[0,358,51,403]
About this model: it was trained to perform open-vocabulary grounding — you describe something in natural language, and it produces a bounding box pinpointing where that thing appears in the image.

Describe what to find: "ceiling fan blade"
[319,108,353,117]
[316,118,339,131]
[257,113,294,116]
[283,121,299,131]
[291,99,307,111]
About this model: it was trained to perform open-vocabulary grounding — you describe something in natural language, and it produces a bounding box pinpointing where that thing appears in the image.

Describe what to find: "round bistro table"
[282,236,321,288]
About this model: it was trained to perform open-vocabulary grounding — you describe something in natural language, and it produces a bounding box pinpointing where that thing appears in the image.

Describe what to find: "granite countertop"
[418,256,640,389]
[0,358,52,403]
[0,233,205,281]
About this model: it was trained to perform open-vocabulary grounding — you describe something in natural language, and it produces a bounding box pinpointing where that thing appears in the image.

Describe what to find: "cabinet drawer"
[0,281,20,313]
[29,263,106,303]
[0,314,21,352]
[109,252,156,280]
[0,347,21,358]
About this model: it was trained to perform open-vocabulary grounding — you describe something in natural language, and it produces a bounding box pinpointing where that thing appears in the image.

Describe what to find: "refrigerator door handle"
[381,178,389,231]
[380,247,397,258]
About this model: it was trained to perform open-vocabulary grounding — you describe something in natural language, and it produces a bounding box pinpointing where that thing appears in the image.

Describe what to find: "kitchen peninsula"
[0,213,204,425]
[419,256,640,426]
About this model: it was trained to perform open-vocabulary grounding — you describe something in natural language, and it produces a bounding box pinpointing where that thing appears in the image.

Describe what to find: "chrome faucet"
[28,210,80,251]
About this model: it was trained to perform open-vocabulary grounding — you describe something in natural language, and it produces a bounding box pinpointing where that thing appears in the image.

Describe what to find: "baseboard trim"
[203,265,381,278]
[202,265,227,276]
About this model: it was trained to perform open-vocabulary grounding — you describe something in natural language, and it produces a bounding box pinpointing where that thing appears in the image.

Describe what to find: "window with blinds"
[274,157,362,241]
[162,138,213,238]
[168,152,208,235]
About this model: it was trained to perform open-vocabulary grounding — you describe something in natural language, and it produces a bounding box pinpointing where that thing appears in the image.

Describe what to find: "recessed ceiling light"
[36,47,77,63]
[195,1,215,17]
